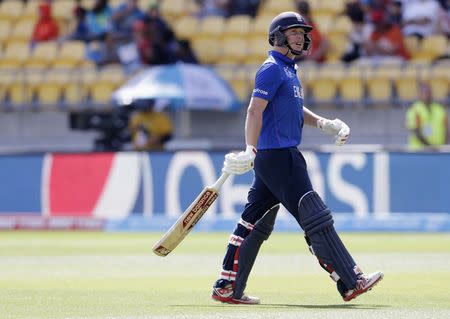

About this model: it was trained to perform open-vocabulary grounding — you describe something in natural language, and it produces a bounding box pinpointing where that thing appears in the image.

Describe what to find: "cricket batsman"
[211,12,384,304]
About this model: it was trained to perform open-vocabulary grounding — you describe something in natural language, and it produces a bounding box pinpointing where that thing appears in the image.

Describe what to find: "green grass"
[0,232,449,319]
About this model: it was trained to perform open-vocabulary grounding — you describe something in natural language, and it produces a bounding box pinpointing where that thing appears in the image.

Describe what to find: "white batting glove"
[317,118,350,146]
[222,145,257,175]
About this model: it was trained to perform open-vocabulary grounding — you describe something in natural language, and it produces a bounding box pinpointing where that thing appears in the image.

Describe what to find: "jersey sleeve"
[252,62,283,101]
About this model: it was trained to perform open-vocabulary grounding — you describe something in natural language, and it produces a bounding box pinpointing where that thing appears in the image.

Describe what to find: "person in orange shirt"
[295,0,329,63]
[31,2,59,44]
[364,10,410,60]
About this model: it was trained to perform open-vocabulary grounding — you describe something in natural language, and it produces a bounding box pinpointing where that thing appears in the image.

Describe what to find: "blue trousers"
[221,147,313,272]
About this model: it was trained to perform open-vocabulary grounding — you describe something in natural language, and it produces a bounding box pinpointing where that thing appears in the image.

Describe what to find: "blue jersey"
[251,50,305,150]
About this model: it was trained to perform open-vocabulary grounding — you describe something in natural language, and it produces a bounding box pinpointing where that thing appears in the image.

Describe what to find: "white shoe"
[343,271,384,302]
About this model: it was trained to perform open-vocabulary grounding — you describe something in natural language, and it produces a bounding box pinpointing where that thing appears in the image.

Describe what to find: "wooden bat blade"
[152,187,218,257]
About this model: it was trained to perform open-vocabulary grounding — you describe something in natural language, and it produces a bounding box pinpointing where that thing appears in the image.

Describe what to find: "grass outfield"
[0,232,449,319]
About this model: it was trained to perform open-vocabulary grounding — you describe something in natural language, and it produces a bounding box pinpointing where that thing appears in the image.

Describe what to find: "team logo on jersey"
[253,88,268,95]
[293,85,303,98]
[284,67,295,79]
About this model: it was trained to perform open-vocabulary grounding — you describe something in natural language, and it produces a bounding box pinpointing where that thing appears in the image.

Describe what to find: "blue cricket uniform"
[221,51,314,273]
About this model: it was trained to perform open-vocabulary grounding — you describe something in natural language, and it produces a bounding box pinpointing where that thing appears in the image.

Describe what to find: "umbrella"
[112,63,241,111]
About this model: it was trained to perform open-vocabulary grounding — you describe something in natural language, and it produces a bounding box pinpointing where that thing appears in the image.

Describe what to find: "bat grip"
[211,172,229,191]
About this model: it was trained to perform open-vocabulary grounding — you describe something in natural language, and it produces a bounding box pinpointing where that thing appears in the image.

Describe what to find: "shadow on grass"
[172,304,390,310]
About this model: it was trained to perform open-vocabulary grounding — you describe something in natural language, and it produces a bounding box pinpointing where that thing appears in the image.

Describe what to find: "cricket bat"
[152,172,230,257]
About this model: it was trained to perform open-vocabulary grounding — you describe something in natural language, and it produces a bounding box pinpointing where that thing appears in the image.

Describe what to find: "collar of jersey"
[269,50,296,67]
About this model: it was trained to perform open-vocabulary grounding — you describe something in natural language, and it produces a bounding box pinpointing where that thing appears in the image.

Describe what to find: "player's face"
[284,28,306,52]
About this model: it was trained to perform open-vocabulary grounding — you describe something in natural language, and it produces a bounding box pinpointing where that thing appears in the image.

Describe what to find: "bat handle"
[211,172,229,191]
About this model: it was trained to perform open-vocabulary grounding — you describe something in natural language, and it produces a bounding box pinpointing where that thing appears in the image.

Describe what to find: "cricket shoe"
[342,271,384,302]
[211,279,260,305]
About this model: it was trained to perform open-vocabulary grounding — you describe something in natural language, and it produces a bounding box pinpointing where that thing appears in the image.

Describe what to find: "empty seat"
[224,15,251,38]
[10,18,36,41]
[173,15,199,41]
[412,35,448,62]
[0,1,24,22]
[198,16,225,38]
[90,65,126,105]
[0,19,12,45]
[0,41,30,68]
[53,41,86,68]
[221,37,248,64]
[191,37,221,64]
[24,42,59,68]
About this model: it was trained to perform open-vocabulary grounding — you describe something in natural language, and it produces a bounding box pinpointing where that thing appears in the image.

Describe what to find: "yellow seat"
[246,36,270,65]
[221,37,248,64]
[198,16,225,38]
[0,70,16,103]
[224,15,252,38]
[309,71,338,104]
[90,65,125,105]
[231,67,252,102]
[0,19,12,45]
[36,69,73,105]
[404,36,420,55]
[53,0,76,20]
[428,64,449,101]
[160,0,185,20]
[24,42,59,68]
[173,15,200,41]
[339,75,365,104]
[333,15,352,35]
[22,0,40,19]
[395,74,418,103]
[65,66,98,105]
[0,41,30,68]
[313,13,334,34]
[53,41,87,68]
[251,15,273,37]
[325,33,347,62]
[412,35,448,62]
[0,0,24,22]
[10,18,36,41]
[366,75,393,104]
[9,69,45,105]
[191,37,221,64]
[260,0,296,15]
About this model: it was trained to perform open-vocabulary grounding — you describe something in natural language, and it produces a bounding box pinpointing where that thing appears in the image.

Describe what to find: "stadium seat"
[53,41,87,68]
[191,37,221,64]
[325,33,347,62]
[24,42,59,68]
[53,0,76,20]
[221,37,248,64]
[10,18,36,42]
[90,65,126,105]
[333,15,352,35]
[339,75,365,104]
[230,67,252,102]
[251,15,273,37]
[0,70,15,104]
[366,75,393,105]
[160,0,186,20]
[198,16,225,38]
[428,63,449,102]
[0,0,24,22]
[173,16,199,41]
[412,35,448,62]
[308,69,339,105]
[0,19,12,45]
[395,73,418,104]
[224,15,251,38]
[35,69,72,106]
[22,0,40,19]
[260,0,296,15]
[65,66,98,106]
[246,36,270,65]
[0,41,30,68]
[404,36,420,55]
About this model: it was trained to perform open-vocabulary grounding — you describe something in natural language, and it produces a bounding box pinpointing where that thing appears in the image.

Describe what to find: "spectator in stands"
[85,0,112,41]
[406,82,449,150]
[173,40,199,64]
[361,10,410,63]
[111,0,145,40]
[341,1,373,63]
[143,3,177,56]
[31,2,59,45]
[128,103,174,151]
[65,0,90,42]
[402,0,448,39]
[387,0,403,26]
[294,0,329,63]
[228,0,260,17]
[196,0,230,18]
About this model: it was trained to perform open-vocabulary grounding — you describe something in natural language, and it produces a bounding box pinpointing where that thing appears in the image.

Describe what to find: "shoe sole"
[343,273,384,302]
[212,294,260,305]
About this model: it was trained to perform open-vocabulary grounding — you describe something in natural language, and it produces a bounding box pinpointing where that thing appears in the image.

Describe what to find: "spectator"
[173,40,198,64]
[294,0,329,63]
[111,0,145,40]
[228,0,260,17]
[64,0,90,42]
[196,0,230,18]
[128,104,174,151]
[405,82,449,150]
[85,0,112,41]
[361,10,410,63]
[31,2,59,44]
[402,0,446,39]
[341,1,373,63]
[387,0,403,26]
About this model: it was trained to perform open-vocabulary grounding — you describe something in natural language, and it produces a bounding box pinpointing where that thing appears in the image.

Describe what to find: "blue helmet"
[268,12,313,54]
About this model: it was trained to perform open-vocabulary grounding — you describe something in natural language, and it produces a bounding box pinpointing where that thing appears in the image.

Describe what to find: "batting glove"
[222,145,257,175]
[317,118,350,146]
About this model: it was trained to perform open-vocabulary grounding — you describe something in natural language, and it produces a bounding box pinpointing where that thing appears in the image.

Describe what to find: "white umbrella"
[112,63,241,111]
